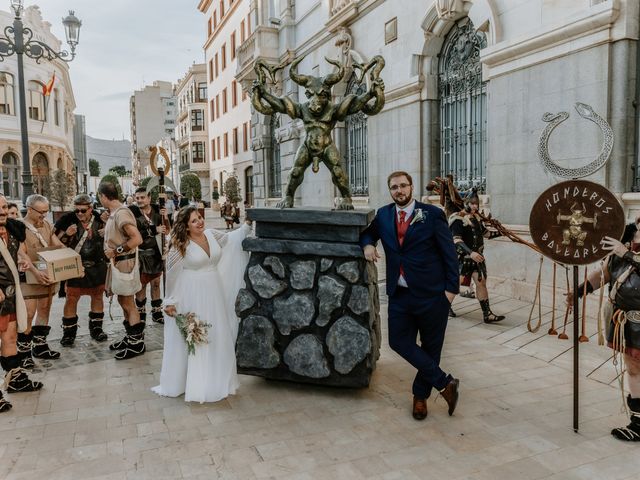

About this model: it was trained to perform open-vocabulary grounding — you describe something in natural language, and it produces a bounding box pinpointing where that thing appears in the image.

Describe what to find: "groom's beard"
[393,194,413,208]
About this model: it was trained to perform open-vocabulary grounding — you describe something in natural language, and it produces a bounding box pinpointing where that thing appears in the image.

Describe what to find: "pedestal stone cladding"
[235,208,381,387]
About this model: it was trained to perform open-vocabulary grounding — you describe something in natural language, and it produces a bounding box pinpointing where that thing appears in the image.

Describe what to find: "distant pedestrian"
[165,192,175,225]
[6,203,20,220]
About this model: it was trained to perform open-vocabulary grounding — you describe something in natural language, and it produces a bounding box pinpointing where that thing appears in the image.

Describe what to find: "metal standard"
[533,102,620,432]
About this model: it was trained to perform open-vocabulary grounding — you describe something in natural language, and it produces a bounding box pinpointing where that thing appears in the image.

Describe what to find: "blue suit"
[360,201,459,398]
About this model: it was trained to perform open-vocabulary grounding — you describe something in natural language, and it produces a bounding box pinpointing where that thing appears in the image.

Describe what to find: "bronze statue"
[251,55,385,209]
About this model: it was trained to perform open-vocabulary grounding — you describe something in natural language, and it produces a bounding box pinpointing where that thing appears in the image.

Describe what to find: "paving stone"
[247,264,287,299]
[235,288,256,316]
[337,261,360,283]
[283,334,330,378]
[273,293,315,335]
[317,275,346,327]
[236,315,280,369]
[263,256,286,279]
[348,285,370,315]
[326,316,371,374]
[289,260,316,290]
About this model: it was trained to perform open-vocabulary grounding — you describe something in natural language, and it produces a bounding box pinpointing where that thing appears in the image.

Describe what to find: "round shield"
[529,180,625,265]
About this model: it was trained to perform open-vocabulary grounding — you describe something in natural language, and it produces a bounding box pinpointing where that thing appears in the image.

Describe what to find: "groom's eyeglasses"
[74,208,90,214]
[389,183,411,192]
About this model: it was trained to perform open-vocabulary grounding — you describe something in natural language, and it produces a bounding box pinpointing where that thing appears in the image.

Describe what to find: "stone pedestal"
[235,208,381,388]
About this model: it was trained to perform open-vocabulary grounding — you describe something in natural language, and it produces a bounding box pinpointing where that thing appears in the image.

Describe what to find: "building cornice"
[481,0,620,79]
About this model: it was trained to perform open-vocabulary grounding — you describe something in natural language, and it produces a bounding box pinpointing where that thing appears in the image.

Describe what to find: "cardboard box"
[25,247,85,284]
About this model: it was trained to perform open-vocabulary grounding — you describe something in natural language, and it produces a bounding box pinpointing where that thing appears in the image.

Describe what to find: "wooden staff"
[558,266,570,340]
[158,166,169,294]
[548,262,558,335]
[579,266,589,342]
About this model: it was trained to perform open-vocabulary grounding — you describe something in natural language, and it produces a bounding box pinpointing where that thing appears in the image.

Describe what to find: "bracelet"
[116,244,125,254]
[455,242,473,256]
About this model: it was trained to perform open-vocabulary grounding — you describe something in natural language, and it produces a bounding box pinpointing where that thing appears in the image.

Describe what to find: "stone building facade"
[174,63,210,199]
[129,81,176,183]
[238,0,640,299]
[0,6,77,201]
[198,0,254,207]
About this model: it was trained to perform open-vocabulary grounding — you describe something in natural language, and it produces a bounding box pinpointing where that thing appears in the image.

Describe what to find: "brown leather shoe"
[440,377,459,416]
[412,396,428,420]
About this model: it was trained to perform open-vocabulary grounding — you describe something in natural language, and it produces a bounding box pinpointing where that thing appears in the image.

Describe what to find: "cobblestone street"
[0,213,638,479]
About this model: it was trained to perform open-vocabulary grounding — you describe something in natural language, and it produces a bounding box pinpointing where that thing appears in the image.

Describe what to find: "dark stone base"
[236,208,381,388]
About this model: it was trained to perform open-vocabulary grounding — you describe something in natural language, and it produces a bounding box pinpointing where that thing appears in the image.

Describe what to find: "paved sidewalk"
[1,211,639,479]
[1,292,639,479]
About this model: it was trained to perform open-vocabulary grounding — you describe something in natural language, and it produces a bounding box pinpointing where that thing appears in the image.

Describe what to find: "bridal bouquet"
[174,312,211,355]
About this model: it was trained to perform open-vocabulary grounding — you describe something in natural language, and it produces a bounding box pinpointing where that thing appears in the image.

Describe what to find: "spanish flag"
[42,72,56,97]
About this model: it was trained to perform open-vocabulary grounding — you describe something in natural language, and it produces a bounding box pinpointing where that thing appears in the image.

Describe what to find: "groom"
[360,171,460,420]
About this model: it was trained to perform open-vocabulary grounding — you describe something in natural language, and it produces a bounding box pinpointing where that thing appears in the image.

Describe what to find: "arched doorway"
[345,74,368,196]
[57,157,63,170]
[2,152,20,199]
[438,19,487,191]
[245,166,254,206]
[32,152,49,194]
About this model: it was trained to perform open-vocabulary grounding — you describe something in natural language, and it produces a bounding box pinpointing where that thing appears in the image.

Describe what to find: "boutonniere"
[410,208,425,225]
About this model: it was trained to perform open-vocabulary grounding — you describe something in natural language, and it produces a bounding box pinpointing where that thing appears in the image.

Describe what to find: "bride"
[151,206,251,403]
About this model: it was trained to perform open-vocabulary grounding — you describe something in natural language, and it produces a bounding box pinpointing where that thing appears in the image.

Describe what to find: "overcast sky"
[37,0,204,140]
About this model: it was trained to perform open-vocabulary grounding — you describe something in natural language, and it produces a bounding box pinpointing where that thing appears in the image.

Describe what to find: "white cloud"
[36,0,204,139]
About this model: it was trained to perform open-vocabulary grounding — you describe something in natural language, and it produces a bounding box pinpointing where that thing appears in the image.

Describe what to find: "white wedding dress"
[151,225,250,403]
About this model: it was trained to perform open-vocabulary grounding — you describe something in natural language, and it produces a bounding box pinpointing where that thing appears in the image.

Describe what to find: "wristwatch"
[116,245,125,255]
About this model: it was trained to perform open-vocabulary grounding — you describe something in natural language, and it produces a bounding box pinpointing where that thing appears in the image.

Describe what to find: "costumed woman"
[448,189,505,323]
[151,206,251,403]
[568,234,640,441]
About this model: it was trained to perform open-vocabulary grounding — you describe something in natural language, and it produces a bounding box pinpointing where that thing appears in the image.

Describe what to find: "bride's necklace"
[190,233,210,257]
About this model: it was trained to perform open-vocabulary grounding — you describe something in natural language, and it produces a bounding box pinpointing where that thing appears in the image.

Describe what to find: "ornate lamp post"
[0,0,81,204]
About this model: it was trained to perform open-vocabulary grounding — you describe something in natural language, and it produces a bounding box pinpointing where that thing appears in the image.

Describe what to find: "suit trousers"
[388,287,450,399]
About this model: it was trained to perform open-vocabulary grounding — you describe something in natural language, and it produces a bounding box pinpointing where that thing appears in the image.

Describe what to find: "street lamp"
[0,1,81,205]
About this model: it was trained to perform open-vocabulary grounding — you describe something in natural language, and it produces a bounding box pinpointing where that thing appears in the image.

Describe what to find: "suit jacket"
[360,201,459,298]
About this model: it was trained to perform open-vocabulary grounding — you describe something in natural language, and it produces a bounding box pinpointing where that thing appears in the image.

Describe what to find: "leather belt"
[114,253,136,262]
[625,310,640,323]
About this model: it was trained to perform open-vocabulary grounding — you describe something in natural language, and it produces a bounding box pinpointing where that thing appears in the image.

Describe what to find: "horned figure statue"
[251,55,385,209]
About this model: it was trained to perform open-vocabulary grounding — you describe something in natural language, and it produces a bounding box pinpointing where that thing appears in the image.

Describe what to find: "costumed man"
[0,195,43,412]
[54,194,109,347]
[569,234,640,442]
[99,182,145,360]
[19,194,65,368]
[448,189,505,323]
[360,171,460,421]
[130,187,167,326]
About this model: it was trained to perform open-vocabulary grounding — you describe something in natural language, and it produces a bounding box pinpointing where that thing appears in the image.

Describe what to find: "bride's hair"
[170,206,199,257]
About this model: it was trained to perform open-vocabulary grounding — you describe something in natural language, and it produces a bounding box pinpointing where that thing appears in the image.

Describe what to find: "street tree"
[89,158,100,177]
[109,165,128,177]
[224,173,242,204]
[44,169,76,211]
[180,174,202,201]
